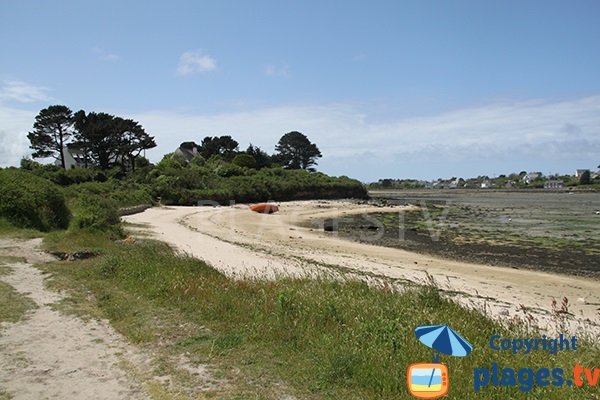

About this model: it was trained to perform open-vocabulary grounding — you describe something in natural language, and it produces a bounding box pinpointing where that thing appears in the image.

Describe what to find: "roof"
[174,145,199,161]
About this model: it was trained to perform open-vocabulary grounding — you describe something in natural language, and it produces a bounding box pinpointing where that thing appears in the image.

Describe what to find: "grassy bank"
[40,233,599,399]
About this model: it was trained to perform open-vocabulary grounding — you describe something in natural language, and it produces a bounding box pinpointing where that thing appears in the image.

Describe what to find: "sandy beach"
[123,200,600,335]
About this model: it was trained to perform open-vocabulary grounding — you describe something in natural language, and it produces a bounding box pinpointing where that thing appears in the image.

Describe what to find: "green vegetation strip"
[41,234,599,399]
[0,281,37,324]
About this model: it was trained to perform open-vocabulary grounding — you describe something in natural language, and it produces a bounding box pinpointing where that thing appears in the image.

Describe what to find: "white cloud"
[0,80,52,103]
[264,63,291,77]
[92,47,119,62]
[134,95,600,180]
[0,106,36,167]
[2,94,599,180]
[176,50,217,76]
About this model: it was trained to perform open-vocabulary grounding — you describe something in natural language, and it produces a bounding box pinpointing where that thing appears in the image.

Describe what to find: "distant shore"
[341,190,600,277]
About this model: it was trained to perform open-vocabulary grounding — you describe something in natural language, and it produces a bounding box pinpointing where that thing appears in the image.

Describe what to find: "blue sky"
[1,0,599,181]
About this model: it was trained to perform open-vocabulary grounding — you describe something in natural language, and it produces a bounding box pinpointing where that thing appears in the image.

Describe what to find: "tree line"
[27,105,323,173]
[175,131,322,171]
[28,105,157,171]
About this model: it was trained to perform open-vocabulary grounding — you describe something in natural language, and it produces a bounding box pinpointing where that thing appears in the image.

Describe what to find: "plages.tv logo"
[407,324,473,399]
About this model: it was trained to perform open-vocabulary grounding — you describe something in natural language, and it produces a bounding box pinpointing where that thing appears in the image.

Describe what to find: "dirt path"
[0,238,148,400]
[124,201,600,336]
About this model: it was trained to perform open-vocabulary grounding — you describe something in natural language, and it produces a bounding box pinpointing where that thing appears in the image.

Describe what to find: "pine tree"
[27,105,74,168]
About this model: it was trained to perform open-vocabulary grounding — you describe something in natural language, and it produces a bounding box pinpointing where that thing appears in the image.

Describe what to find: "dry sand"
[124,200,600,336]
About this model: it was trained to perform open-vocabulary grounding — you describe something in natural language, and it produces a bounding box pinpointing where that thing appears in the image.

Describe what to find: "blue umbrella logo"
[413,325,472,390]
[415,324,473,361]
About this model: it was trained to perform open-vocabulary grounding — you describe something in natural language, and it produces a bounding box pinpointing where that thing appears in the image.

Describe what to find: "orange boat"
[249,203,279,214]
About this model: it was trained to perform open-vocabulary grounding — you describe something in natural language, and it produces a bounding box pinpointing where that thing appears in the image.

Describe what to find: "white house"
[521,172,541,184]
[54,144,87,169]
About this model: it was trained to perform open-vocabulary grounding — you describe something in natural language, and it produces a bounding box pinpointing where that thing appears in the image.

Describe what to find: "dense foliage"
[148,155,367,205]
[0,169,71,231]
[71,193,121,232]
[3,154,366,233]
[274,131,322,170]
[27,104,156,171]
[72,109,157,170]
[17,106,367,233]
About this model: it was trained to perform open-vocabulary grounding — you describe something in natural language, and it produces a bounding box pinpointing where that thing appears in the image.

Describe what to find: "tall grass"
[46,238,599,399]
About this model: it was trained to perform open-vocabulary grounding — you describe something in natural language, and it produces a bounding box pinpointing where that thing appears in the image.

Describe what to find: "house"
[55,144,87,169]
[448,178,461,189]
[462,178,479,189]
[173,142,200,162]
[575,169,590,178]
[481,180,493,189]
[521,172,541,184]
[544,180,565,190]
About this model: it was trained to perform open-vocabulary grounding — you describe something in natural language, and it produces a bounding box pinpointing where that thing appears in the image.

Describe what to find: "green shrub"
[64,180,153,208]
[232,153,256,169]
[0,169,71,231]
[72,193,120,232]
[151,164,368,205]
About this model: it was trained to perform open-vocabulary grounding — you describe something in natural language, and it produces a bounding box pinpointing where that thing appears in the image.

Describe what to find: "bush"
[232,154,256,169]
[0,169,71,231]
[72,193,120,232]
[151,164,368,205]
[64,181,153,208]
[51,168,101,185]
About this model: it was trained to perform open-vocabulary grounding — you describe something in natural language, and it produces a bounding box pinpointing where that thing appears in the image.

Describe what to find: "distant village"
[369,167,600,190]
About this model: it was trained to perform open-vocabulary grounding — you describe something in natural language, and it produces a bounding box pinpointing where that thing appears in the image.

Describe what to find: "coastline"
[123,200,600,336]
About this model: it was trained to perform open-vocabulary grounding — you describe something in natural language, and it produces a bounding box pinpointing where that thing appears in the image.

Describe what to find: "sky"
[1,0,599,181]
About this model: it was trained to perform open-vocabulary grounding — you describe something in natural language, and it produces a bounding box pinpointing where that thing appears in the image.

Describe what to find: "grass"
[0,254,37,324]
[42,230,117,254]
[39,232,600,399]
[0,218,43,239]
[0,280,37,323]
[0,256,27,266]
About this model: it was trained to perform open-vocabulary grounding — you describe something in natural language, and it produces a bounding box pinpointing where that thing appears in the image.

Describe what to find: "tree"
[27,105,74,169]
[134,156,151,169]
[116,117,156,171]
[73,111,121,170]
[245,144,271,169]
[232,153,256,168]
[199,136,239,160]
[579,170,591,185]
[274,131,322,171]
[73,110,156,171]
